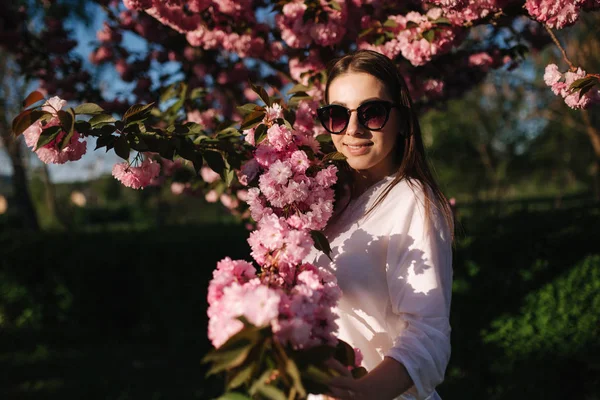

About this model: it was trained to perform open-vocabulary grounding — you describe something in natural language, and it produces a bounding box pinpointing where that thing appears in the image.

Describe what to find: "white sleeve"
[384,187,453,400]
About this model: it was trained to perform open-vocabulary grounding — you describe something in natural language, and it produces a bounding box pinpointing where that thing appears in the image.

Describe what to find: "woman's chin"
[346,158,374,172]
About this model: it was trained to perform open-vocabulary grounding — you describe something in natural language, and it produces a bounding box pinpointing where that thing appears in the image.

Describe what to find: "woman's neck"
[351,169,392,198]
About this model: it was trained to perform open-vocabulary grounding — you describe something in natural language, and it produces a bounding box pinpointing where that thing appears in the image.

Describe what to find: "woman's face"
[326,72,400,183]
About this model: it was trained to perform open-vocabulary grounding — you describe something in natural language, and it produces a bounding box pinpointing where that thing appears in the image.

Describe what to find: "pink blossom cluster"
[289,50,326,86]
[358,9,462,66]
[543,64,600,109]
[112,157,161,189]
[242,124,337,232]
[122,0,272,59]
[186,26,267,59]
[186,109,218,130]
[208,114,343,350]
[22,96,87,164]
[207,257,341,349]
[442,0,508,24]
[525,0,600,29]
[275,0,348,48]
[271,264,341,349]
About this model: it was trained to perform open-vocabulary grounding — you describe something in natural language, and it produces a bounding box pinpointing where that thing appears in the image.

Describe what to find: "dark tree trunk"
[0,127,39,231]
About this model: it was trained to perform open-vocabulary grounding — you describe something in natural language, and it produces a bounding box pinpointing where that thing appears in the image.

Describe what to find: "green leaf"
[73,103,104,115]
[203,342,255,376]
[189,87,206,100]
[192,154,204,174]
[433,17,452,25]
[358,27,374,38]
[254,124,268,144]
[226,363,254,389]
[175,138,198,161]
[114,135,131,160]
[383,19,398,28]
[249,368,274,395]
[578,81,598,97]
[160,82,179,103]
[329,0,342,12]
[75,120,91,134]
[223,166,235,187]
[323,151,346,161]
[23,91,45,108]
[310,230,333,261]
[302,364,331,384]
[89,114,117,127]
[57,108,76,151]
[316,134,332,144]
[123,103,155,121]
[241,110,266,130]
[95,134,115,150]
[423,29,435,43]
[215,393,252,400]
[335,339,355,368]
[287,83,311,95]
[203,151,226,175]
[289,92,312,106]
[257,385,287,400]
[34,125,61,150]
[569,76,598,91]
[249,81,271,107]
[12,110,51,137]
[405,21,418,29]
[237,103,263,115]
[286,359,306,397]
[373,35,386,46]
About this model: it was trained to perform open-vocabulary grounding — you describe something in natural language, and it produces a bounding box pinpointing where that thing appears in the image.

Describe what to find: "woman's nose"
[345,111,363,136]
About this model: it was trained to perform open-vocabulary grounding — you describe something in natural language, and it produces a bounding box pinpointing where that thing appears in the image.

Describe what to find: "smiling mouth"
[344,143,373,149]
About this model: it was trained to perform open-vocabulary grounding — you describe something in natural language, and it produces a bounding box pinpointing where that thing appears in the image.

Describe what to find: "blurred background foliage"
[1,5,599,400]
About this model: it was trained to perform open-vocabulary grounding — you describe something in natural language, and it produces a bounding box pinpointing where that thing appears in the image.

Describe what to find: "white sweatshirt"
[305,175,453,400]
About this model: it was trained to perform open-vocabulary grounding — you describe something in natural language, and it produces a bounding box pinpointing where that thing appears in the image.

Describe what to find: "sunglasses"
[317,100,398,134]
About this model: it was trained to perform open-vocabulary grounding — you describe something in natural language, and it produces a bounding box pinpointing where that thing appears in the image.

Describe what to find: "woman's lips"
[344,142,373,156]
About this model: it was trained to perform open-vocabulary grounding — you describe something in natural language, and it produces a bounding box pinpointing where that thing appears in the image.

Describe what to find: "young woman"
[306,49,454,400]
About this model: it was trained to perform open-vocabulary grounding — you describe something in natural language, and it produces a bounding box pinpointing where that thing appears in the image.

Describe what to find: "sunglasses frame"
[317,100,398,134]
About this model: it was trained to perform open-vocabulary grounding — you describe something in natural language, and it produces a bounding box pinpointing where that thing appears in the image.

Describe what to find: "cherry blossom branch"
[544,24,576,71]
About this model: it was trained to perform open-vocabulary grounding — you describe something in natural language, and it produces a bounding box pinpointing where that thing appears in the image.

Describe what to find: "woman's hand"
[324,358,369,400]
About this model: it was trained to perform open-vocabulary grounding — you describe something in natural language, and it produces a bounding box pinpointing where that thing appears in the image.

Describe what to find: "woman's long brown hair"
[324,49,454,239]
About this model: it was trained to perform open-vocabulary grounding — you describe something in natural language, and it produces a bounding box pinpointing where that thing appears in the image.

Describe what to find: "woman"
[306,49,454,400]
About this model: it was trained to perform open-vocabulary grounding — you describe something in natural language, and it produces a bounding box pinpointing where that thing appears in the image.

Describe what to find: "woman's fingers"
[325,358,352,377]
[327,386,355,400]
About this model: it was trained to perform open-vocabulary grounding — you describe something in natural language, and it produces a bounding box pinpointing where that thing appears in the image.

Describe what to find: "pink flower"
[267,124,294,151]
[205,190,219,203]
[123,0,153,10]
[220,193,239,210]
[544,64,562,86]
[525,0,583,29]
[544,64,599,110]
[289,150,310,174]
[264,103,283,124]
[315,165,338,187]
[201,166,220,183]
[268,160,293,185]
[273,317,312,349]
[23,97,87,164]
[255,144,279,168]
[171,182,187,195]
[186,109,217,130]
[112,158,161,189]
[354,347,364,367]
[241,285,281,327]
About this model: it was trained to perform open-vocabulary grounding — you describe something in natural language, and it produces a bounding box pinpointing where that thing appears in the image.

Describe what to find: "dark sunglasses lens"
[360,102,388,130]
[320,105,348,133]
